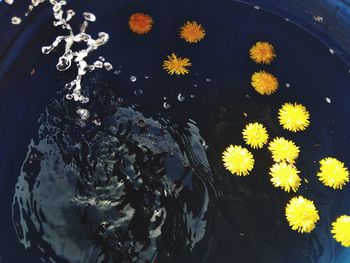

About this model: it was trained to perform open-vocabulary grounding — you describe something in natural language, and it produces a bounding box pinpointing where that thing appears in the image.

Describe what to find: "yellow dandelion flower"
[285,196,320,233]
[163,53,191,75]
[251,71,278,95]
[269,162,301,192]
[317,157,349,189]
[278,102,310,132]
[268,137,300,164]
[331,215,350,247]
[222,145,255,176]
[128,13,153,34]
[242,122,269,149]
[249,41,276,64]
[179,21,206,43]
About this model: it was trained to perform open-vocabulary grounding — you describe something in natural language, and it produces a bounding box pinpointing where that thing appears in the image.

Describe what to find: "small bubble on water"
[65,94,73,100]
[329,48,335,54]
[76,108,90,120]
[206,78,211,82]
[177,93,185,102]
[5,0,14,5]
[190,94,195,98]
[163,97,167,100]
[193,84,198,87]
[99,56,105,62]
[130,75,137,82]
[11,16,22,25]
[117,97,124,104]
[285,83,291,88]
[254,5,261,10]
[83,12,96,22]
[326,97,332,103]
[163,102,171,109]
[145,75,149,79]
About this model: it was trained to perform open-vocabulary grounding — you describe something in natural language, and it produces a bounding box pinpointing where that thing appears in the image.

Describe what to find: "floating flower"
[317,157,349,189]
[129,13,153,34]
[249,41,276,64]
[268,137,300,164]
[285,196,320,233]
[163,53,191,75]
[278,102,310,132]
[242,122,269,149]
[331,215,350,247]
[269,162,301,192]
[222,145,254,176]
[251,71,278,95]
[179,21,206,43]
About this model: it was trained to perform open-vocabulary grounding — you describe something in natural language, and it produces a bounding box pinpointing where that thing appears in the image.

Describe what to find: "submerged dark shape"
[12,85,215,263]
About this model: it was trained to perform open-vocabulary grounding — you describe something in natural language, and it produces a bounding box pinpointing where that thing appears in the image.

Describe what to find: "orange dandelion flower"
[249,41,276,64]
[251,71,278,95]
[129,13,153,34]
[163,53,191,75]
[179,21,206,43]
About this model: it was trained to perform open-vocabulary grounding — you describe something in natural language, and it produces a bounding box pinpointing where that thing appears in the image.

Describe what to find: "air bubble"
[66,94,73,100]
[130,75,137,82]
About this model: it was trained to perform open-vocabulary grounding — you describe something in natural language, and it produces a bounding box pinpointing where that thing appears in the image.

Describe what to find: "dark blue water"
[1,0,350,262]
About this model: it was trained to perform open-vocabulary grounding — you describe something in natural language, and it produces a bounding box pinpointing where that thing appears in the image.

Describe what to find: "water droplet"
[76,108,90,120]
[254,5,261,10]
[93,61,103,68]
[80,97,89,104]
[285,83,291,88]
[145,75,149,79]
[114,69,122,75]
[11,16,22,25]
[130,75,137,82]
[83,12,96,22]
[42,46,53,54]
[103,62,113,71]
[329,48,335,54]
[177,93,185,102]
[326,97,332,103]
[5,0,14,5]
[56,56,71,71]
[134,89,144,96]
[99,56,105,62]
[190,94,195,98]
[163,102,171,109]
[117,97,124,104]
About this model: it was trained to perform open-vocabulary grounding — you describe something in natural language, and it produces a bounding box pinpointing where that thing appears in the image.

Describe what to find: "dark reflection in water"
[12,85,216,263]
